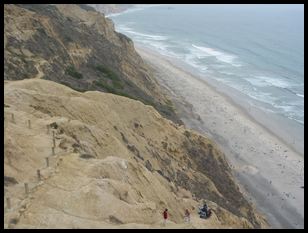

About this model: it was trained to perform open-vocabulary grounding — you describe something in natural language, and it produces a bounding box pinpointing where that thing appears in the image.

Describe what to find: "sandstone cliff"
[4,79,267,228]
[4,4,180,124]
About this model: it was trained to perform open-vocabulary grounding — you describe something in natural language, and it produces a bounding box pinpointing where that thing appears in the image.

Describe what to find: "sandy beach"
[136,45,304,229]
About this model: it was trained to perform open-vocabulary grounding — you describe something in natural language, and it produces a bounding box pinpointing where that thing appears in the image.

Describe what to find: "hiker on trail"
[163,209,168,226]
[198,202,212,219]
[198,202,208,219]
[202,203,208,216]
[184,209,190,223]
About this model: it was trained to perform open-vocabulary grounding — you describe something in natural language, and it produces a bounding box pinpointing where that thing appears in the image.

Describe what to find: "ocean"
[109,4,304,146]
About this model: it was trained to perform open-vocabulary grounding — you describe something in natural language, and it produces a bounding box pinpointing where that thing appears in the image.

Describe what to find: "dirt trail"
[34,59,48,79]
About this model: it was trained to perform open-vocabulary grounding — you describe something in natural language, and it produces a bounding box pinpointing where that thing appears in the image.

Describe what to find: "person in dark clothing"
[198,202,208,219]
[202,203,208,216]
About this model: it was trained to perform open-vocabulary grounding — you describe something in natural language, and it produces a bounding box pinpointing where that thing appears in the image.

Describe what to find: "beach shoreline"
[136,44,304,229]
[138,44,304,157]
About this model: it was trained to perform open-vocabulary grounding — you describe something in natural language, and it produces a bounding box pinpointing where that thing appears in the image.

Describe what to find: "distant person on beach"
[163,209,168,226]
[184,209,190,223]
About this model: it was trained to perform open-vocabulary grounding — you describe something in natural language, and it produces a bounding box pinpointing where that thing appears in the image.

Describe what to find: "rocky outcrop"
[4,4,181,124]
[4,79,268,228]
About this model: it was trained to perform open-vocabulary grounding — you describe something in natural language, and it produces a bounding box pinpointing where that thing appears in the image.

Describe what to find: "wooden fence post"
[6,197,11,209]
[7,154,12,165]
[37,169,41,180]
[11,113,15,123]
[24,183,29,195]
[45,157,49,167]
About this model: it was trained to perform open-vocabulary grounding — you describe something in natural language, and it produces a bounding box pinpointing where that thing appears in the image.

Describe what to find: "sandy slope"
[136,46,304,229]
[4,79,265,229]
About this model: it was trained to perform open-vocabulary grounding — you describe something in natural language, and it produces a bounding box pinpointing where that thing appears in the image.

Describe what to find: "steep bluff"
[4,4,180,124]
[4,79,267,228]
[4,3,268,229]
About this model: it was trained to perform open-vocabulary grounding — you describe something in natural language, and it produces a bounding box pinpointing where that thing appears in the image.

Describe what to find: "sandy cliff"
[4,3,269,229]
[4,79,267,228]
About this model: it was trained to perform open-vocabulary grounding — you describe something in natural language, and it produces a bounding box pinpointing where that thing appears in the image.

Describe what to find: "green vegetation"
[65,65,83,79]
[60,81,87,92]
[112,80,124,89]
[117,92,137,100]
[93,64,127,96]
[93,80,117,93]
[37,27,47,36]
[95,65,119,81]
[7,47,27,63]
[93,80,136,100]
[64,35,73,43]
[143,99,156,108]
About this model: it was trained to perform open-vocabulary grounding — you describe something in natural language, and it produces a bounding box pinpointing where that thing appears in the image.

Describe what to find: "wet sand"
[136,45,304,229]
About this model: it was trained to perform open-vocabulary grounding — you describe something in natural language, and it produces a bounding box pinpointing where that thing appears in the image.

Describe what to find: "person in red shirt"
[163,209,168,226]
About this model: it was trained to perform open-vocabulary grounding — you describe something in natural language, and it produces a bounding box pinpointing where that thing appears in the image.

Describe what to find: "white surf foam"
[296,93,304,98]
[249,75,293,89]
[191,44,242,67]
[184,53,208,73]
[116,25,168,41]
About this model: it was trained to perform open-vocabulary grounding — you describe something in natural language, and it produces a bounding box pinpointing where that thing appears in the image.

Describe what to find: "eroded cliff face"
[4,4,180,124]
[4,79,267,229]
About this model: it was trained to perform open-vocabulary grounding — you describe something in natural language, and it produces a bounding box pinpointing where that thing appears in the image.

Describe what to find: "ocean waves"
[111,11,304,124]
[191,44,242,67]
[117,25,168,41]
[244,75,292,88]
[115,24,184,59]
[115,23,243,72]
